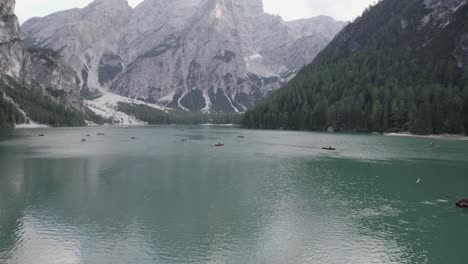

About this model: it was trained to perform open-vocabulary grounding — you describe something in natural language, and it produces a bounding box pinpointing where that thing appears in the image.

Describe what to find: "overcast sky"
[16,0,376,24]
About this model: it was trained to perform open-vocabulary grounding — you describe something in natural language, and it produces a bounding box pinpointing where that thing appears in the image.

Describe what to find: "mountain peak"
[210,0,264,16]
[91,0,129,6]
[21,0,345,113]
[0,0,15,15]
[86,0,131,12]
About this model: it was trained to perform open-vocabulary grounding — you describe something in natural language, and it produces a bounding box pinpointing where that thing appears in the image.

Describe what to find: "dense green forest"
[244,0,468,135]
[117,102,242,125]
[0,94,25,128]
[0,78,86,128]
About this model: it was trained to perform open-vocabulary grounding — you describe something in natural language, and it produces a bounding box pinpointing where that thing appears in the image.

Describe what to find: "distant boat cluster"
[37,132,344,151]
[37,132,251,148]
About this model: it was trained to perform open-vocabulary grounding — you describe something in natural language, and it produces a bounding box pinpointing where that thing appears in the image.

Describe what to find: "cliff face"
[22,0,133,95]
[0,0,26,79]
[26,48,81,101]
[0,0,82,117]
[22,0,346,112]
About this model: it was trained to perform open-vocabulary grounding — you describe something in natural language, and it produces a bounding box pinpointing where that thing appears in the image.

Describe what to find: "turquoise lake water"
[0,126,467,264]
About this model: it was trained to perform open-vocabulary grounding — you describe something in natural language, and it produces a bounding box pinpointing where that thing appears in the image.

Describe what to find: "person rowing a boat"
[322,146,336,151]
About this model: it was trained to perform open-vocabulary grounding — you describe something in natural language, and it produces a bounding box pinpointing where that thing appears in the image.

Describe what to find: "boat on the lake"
[456,199,468,208]
[322,146,336,151]
[181,138,188,142]
[237,136,245,138]
[215,143,225,147]
[97,133,105,136]
[39,134,45,137]
[81,138,86,142]
[131,137,136,140]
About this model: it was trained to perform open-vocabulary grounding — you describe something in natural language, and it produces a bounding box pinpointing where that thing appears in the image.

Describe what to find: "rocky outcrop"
[22,0,133,94]
[22,0,346,113]
[0,0,26,79]
[27,48,81,101]
[421,0,467,28]
[0,0,81,107]
[419,0,468,68]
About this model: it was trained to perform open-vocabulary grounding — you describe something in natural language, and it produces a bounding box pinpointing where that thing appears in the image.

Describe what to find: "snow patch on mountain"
[15,122,49,129]
[84,90,171,125]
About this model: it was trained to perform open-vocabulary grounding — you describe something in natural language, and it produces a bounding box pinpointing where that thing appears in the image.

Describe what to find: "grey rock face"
[0,0,20,44]
[22,0,346,112]
[22,0,133,93]
[27,48,81,101]
[0,0,81,107]
[0,0,26,79]
[423,0,466,9]
[420,0,468,69]
[98,52,123,86]
[421,0,466,27]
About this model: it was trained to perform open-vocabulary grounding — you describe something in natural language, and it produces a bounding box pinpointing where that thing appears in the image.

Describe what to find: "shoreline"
[11,125,468,141]
[13,123,240,130]
[384,132,468,141]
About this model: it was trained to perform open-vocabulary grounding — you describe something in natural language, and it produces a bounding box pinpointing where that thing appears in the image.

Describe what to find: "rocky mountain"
[244,0,468,135]
[0,0,87,128]
[22,0,133,96]
[0,0,27,79]
[22,0,345,113]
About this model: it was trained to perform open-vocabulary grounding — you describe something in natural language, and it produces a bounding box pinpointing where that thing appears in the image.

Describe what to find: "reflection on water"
[0,127,467,264]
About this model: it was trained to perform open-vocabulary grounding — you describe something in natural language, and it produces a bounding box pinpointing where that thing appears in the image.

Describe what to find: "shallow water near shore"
[0,126,467,264]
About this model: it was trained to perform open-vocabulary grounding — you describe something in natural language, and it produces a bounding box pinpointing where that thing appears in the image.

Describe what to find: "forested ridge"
[243,0,468,135]
[0,78,86,128]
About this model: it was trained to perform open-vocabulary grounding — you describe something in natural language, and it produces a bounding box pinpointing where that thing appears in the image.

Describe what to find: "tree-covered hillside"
[0,78,86,128]
[243,0,468,135]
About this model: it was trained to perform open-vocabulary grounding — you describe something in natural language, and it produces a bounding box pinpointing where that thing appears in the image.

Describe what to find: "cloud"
[263,0,376,21]
[304,0,376,21]
[16,0,93,23]
[14,0,145,23]
[128,0,144,7]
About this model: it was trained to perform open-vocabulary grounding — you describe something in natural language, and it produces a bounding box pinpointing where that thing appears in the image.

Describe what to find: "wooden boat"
[456,199,468,208]
[81,138,86,142]
[215,143,225,147]
[39,134,45,137]
[131,137,137,140]
[181,138,188,142]
[97,133,105,136]
[322,147,336,151]
[237,136,245,138]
